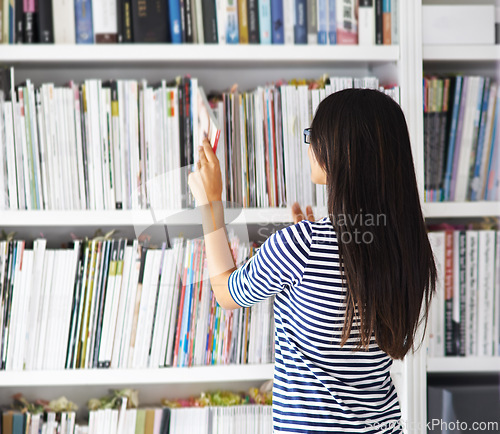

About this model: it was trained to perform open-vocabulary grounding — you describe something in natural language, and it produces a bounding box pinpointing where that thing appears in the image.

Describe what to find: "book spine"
[270,0,284,44]
[390,0,398,45]
[358,0,374,45]
[237,0,248,43]
[444,229,455,356]
[23,0,36,43]
[94,0,118,43]
[37,0,54,42]
[179,0,187,42]
[74,0,94,43]
[327,0,335,44]
[184,0,193,42]
[293,0,306,44]
[122,0,133,41]
[168,0,182,43]
[317,0,327,44]
[306,0,316,44]
[15,0,23,42]
[226,0,239,43]
[52,0,76,44]
[374,0,382,45]
[258,0,271,44]
[382,0,390,44]
[131,0,168,42]
[465,230,478,356]
[458,230,466,356]
[201,0,217,43]
[246,0,259,43]
[336,0,357,45]
[282,0,293,44]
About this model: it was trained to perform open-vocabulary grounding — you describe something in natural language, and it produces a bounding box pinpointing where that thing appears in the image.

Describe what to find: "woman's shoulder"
[273,215,335,248]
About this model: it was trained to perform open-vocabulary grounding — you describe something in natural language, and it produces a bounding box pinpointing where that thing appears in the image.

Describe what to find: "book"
[246,0,259,43]
[358,0,374,45]
[293,0,306,44]
[94,0,118,43]
[167,0,182,43]
[131,0,168,42]
[201,0,217,43]
[258,0,271,44]
[271,0,284,44]
[52,0,76,43]
[336,0,357,44]
[197,87,221,153]
[237,0,248,43]
[382,0,391,44]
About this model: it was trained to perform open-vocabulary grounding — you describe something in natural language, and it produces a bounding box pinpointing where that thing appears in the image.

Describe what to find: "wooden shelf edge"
[427,357,500,373]
[0,364,275,387]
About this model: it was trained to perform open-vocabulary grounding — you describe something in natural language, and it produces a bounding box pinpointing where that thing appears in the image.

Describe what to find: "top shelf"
[0,44,400,66]
[423,45,500,61]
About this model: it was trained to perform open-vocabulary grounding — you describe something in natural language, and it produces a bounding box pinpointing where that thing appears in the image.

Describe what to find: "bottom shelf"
[427,357,500,373]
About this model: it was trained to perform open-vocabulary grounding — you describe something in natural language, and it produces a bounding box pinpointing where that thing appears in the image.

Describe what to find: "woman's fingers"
[291,202,315,223]
[202,138,218,164]
[291,202,305,224]
[305,205,315,222]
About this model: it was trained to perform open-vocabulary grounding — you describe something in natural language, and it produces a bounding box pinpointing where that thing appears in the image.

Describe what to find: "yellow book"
[144,409,155,434]
[135,409,146,434]
[238,0,249,43]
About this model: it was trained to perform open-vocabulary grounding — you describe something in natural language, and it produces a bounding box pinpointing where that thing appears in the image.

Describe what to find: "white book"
[109,409,118,434]
[15,248,33,370]
[52,0,76,43]
[100,86,113,209]
[2,103,18,209]
[358,0,375,45]
[283,0,294,44]
[26,81,43,210]
[98,240,118,366]
[465,231,479,356]
[149,248,171,368]
[125,409,137,434]
[128,81,141,209]
[477,230,496,356]
[494,231,500,356]
[40,85,56,209]
[116,396,127,434]
[64,86,81,210]
[131,248,155,368]
[117,80,129,209]
[111,244,133,368]
[93,0,118,43]
[120,242,141,368]
[104,240,126,364]
[216,0,227,44]
[428,232,444,357]
[391,0,398,45]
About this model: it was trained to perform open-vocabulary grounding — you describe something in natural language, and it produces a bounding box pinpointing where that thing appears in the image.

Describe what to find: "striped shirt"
[228,216,402,433]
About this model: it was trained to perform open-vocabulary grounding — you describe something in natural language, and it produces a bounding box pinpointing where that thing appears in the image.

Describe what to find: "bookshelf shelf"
[0,44,400,66]
[422,201,500,219]
[1,202,497,227]
[427,357,500,373]
[423,45,500,61]
[0,364,275,387]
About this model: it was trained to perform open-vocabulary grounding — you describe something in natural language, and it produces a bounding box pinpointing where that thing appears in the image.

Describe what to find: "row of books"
[89,405,272,434]
[0,406,272,434]
[423,75,500,202]
[427,228,500,358]
[0,70,399,210]
[0,234,274,371]
[0,0,399,45]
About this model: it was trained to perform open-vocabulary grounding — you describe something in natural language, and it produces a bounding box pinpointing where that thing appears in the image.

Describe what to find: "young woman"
[188,88,437,433]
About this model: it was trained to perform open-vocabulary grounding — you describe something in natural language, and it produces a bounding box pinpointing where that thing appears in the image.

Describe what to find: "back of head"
[310,88,437,360]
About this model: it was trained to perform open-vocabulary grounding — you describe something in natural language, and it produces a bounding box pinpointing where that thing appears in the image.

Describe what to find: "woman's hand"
[291,202,315,224]
[188,138,223,205]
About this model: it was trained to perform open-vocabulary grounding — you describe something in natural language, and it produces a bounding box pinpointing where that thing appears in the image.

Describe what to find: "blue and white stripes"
[229,216,402,433]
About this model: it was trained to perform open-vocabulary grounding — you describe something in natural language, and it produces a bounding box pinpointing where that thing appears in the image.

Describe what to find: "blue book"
[469,79,490,200]
[317,0,327,44]
[271,0,284,44]
[328,0,336,44]
[294,0,307,44]
[74,0,94,44]
[259,0,272,44]
[168,0,182,43]
[443,76,463,201]
[8,1,14,43]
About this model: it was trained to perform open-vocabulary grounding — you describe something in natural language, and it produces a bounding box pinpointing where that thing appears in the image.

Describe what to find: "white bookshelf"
[0,202,498,227]
[0,44,399,65]
[427,357,500,373]
[0,364,275,387]
[423,45,500,61]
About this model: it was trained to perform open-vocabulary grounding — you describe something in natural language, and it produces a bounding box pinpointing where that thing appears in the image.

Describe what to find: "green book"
[135,409,146,434]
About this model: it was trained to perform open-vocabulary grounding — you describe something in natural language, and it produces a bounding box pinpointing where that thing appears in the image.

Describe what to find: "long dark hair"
[310,88,436,360]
